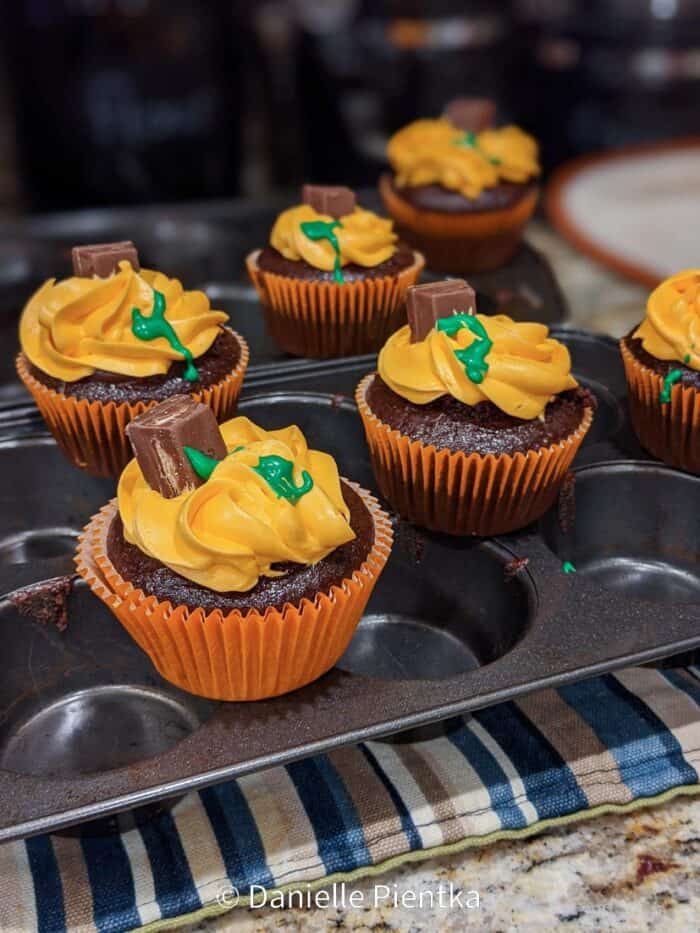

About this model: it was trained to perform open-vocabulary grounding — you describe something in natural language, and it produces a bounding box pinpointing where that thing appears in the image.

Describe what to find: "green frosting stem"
[182,447,314,504]
[659,369,683,404]
[437,313,493,384]
[562,561,577,574]
[184,446,221,481]
[452,130,501,165]
[300,219,344,284]
[132,288,199,382]
[253,455,314,503]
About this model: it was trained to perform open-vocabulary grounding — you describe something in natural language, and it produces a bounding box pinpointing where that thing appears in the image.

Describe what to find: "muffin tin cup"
[541,460,700,605]
[245,249,425,358]
[378,174,539,274]
[620,339,700,475]
[355,373,594,536]
[15,328,250,478]
[75,483,393,702]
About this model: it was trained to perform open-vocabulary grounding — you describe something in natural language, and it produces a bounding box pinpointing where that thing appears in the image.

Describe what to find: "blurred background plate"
[546,138,700,288]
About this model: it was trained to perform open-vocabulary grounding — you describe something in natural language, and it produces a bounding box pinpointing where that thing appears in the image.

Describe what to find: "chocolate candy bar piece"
[407,279,477,342]
[125,395,227,498]
[72,241,140,277]
[443,97,496,133]
[302,184,356,218]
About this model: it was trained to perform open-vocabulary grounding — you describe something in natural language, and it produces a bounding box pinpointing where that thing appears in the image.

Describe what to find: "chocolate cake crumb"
[504,557,529,581]
[9,575,76,632]
[558,471,577,534]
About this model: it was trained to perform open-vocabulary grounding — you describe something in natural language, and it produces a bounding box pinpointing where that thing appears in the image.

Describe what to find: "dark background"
[1,0,699,214]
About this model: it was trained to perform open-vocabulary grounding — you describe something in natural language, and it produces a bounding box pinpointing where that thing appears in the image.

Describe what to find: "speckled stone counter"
[179,230,699,933]
[526,222,648,338]
[182,795,700,931]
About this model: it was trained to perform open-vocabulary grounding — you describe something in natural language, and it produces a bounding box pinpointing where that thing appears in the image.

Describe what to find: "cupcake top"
[268,185,399,283]
[633,270,700,373]
[378,280,576,420]
[120,404,355,593]
[19,242,227,382]
[387,99,540,201]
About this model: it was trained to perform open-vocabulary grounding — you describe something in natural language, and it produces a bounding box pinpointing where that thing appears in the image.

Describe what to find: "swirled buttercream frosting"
[270,204,398,272]
[117,417,356,593]
[387,118,540,200]
[633,270,700,371]
[378,315,577,420]
[19,261,227,382]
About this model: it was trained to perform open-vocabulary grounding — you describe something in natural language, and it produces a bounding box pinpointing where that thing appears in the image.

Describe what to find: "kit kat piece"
[406,280,477,342]
[126,395,227,498]
[443,98,496,133]
[302,185,356,218]
[72,241,140,277]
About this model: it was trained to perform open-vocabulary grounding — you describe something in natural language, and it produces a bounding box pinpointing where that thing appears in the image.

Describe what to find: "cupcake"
[76,395,392,701]
[620,270,700,474]
[246,184,424,358]
[356,280,595,536]
[17,241,249,478]
[379,97,540,274]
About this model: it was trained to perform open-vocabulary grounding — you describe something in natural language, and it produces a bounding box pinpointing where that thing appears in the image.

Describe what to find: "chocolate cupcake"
[246,184,424,357]
[17,241,248,478]
[76,396,392,701]
[620,270,700,474]
[380,97,540,274]
[356,280,595,536]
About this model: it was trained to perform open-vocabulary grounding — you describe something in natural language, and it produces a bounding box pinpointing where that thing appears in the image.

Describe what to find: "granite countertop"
[185,795,700,931]
[181,229,699,932]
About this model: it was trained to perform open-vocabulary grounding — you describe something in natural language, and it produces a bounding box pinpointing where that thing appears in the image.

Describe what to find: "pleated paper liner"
[620,339,700,475]
[356,374,594,537]
[245,249,424,358]
[378,174,539,274]
[16,328,249,479]
[75,482,393,701]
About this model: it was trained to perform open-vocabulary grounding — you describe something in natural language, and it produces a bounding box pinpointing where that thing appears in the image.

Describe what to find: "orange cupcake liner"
[75,481,393,701]
[620,339,699,474]
[356,374,594,536]
[16,328,249,479]
[379,174,539,274]
[246,249,424,358]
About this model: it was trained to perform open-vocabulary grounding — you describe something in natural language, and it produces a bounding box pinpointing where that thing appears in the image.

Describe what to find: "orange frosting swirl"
[387,118,540,200]
[19,261,227,382]
[378,315,577,420]
[118,417,356,593]
[634,270,700,371]
[270,204,398,271]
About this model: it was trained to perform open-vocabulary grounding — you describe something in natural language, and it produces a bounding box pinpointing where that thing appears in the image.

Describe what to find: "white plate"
[546,139,700,287]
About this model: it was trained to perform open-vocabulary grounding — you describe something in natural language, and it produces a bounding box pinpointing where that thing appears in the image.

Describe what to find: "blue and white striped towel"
[1,666,699,932]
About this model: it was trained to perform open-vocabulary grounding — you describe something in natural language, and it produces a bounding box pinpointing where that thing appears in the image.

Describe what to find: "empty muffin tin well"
[339,532,534,680]
[542,461,700,604]
[0,583,215,779]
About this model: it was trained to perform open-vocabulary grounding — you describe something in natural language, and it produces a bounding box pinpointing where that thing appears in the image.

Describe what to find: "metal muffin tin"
[0,325,698,841]
[0,202,697,842]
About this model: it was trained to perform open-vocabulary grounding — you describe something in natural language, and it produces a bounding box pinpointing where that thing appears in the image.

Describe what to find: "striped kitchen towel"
[1,666,700,933]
